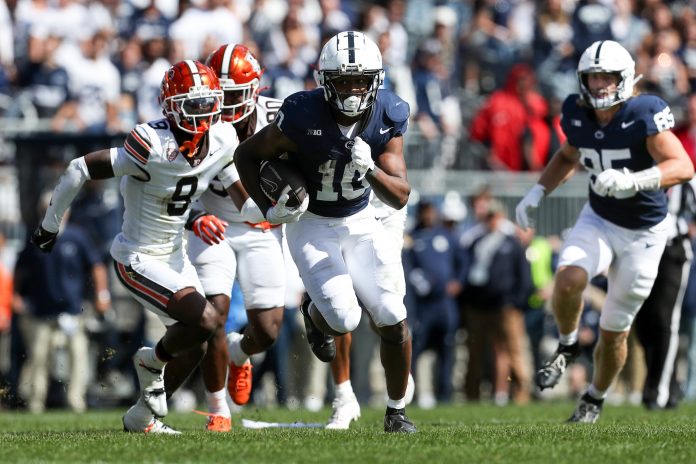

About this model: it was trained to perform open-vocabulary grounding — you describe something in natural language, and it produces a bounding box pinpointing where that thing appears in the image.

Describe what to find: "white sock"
[587,384,607,400]
[206,388,231,417]
[335,380,355,399]
[387,397,406,410]
[227,332,249,367]
[559,330,578,346]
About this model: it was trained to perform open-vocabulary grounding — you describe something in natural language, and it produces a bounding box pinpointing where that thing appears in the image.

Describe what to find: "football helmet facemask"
[314,31,384,117]
[160,60,223,134]
[577,40,641,110]
[206,44,263,124]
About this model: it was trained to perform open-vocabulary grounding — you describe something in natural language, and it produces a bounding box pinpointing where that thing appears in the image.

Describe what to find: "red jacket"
[470,64,551,171]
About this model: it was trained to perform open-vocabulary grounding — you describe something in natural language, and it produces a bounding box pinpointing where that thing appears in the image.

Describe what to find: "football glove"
[191,213,228,245]
[515,184,545,230]
[265,186,309,225]
[31,225,58,253]
[351,136,375,176]
[593,167,661,199]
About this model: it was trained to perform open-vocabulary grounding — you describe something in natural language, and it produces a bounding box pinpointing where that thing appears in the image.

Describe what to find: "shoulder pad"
[382,91,410,123]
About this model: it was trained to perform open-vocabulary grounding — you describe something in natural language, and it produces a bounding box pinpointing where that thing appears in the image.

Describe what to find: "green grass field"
[1,402,696,463]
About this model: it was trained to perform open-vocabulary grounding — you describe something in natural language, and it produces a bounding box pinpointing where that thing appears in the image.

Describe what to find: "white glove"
[515,184,545,230]
[593,168,634,198]
[593,167,661,199]
[265,186,309,225]
[351,136,375,176]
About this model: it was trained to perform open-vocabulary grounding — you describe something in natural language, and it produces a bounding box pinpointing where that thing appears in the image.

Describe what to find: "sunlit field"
[1,402,696,463]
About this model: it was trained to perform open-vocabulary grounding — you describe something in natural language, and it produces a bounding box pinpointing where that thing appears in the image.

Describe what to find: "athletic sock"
[387,397,406,410]
[587,384,608,402]
[335,380,355,400]
[558,330,579,346]
[227,332,249,367]
[206,388,231,417]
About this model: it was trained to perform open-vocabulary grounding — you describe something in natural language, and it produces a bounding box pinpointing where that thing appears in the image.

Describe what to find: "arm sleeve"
[216,161,240,189]
[41,157,91,233]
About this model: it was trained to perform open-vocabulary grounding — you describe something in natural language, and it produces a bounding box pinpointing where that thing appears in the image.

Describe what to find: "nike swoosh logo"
[380,127,393,134]
[621,121,635,129]
[645,242,655,248]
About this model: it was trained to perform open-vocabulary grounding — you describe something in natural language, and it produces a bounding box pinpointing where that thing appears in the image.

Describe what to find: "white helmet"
[577,40,639,109]
[314,31,385,117]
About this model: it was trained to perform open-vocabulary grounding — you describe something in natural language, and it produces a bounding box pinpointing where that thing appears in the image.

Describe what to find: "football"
[259,158,307,208]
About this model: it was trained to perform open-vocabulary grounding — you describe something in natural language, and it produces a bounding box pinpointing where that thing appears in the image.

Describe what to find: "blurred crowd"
[2,0,696,414]
[0,0,695,169]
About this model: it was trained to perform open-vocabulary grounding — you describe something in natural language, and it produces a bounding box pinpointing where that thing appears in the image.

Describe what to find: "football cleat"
[228,359,253,406]
[325,396,361,430]
[567,393,603,423]
[133,347,168,417]
[123,407,180,435]
[384,407,417,433]
[205,414,232,432]
[535,342,580,390]
[299,296,336,363]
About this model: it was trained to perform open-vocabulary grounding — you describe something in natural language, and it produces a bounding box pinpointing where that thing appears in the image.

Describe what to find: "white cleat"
[122,406,180,435]
[325,396,361,430]
[133,347,168,418]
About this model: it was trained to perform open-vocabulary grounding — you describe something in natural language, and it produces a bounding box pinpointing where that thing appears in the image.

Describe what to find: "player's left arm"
[365,135,410,210]
[647,130,695,189]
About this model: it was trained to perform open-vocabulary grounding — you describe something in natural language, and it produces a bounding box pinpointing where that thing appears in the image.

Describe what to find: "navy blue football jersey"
[274,88,409,217]
[561,93,674,229]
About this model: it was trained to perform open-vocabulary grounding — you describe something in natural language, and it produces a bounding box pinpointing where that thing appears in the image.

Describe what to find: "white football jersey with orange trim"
[197,95,283,222]
[111,118,239,259]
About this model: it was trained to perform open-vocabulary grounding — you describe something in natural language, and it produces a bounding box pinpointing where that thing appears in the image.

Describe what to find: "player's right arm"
[33,127,148,252]
[234,122,299,217]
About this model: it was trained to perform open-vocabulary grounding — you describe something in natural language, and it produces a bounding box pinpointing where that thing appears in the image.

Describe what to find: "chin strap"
[178,121,209,158]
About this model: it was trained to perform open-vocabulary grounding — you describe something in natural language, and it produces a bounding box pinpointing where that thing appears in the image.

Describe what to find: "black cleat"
[384,407,417,433]
[300,296,335,362]
[536,342,580,390]
[567,393,603,423]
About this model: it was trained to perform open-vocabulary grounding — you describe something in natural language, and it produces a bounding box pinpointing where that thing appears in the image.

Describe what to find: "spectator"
[15,194,111,413]
[50,29,122,134]
[610,0,650,55]
[15,29,70,118]
[461,199,532,403]
[0,232,12,395]
[674,93,696,167]
[570,0,614,62]
[679,16,696,93]
[470,63,550,171]
[532,0,576,99]
[412,39,459,143]
[168,0,243,62]
[405,201,465,406]
[634,179,696,409]
[636,28,690,108]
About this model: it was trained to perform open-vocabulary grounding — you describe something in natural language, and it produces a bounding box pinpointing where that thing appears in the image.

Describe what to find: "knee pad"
[318,301,361,334]
[379,320,410,345]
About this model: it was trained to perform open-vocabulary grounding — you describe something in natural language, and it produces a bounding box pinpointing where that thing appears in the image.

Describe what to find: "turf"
[1,402,695,463]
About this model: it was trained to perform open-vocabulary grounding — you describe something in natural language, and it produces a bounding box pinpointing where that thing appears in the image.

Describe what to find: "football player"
[515,40,694,422]
[185,44,292,431]
[235,31,416,433]
[32,60,257,434]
